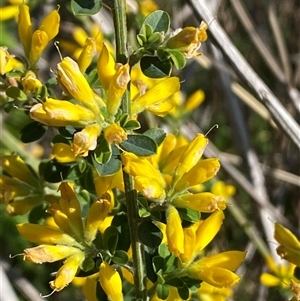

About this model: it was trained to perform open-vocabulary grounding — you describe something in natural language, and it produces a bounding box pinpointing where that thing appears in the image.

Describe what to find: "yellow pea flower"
[23,244,82,263]
[166,205,184,256]
[30,97,96,127]
[18,4,32,57]
[77,37,97,73]
[0,5,20,21]
[97,42,116,90]
[21,70,43,94]
[29,29,48,65]
[99,262,124,301]
[52,143,77,163]
[104,123,127,144]
[84,198,111,244]
[57,57,100,113]
[131,77,180,115]
[38,8,60,41]
[49,252,85,291]
[73,123,101,157]
[0,47,21,75]
[197,282,233,301]
[184,89,205,112]
[166,22,208,58]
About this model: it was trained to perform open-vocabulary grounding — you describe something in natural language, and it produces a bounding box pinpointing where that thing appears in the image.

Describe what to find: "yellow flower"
[99,262,123,301]
[97,42,116,90]
[52,143,77,163]
[29,29,49,65]
[0,47,22,75]
[18,4,32,57]
[166,22,208,58]
[77,37,97,72]
[274,222,300,267]
[197,282,233,301]
[0,5,20,21]
[166,205,184,256]
[73,123,101,156]
[57,57,100,114]
[30,97,96,127]
[38,8,60,41]
[21,70,43,94]
[104,123,127,144]
[50,252,85,291]
[131,77,180,116]
[211,181,236,199]
[121,152,166,201]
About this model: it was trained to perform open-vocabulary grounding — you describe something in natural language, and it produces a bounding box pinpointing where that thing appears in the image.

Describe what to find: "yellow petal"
[274,223,300,251]
[175,158,220,191]
[131,77,180,115]
[77,37,96,73]
[17,223,81,247]
[38,8,60,41]
[18,4,32,57]
[184,89,205,112]
[30,98,96,127]
[99,262,123,301]
[0,155,39,186]
[194,211,224,252]
[173,192,226,213]
[21,70,43,94]
[57,57,99,113]
[104,123,127,144]
[260,272,282,286]
[29,30,48,66]
[24,244,81,263]
[0,6,20,21]
[180,226,196,264]
[5,196,40,215]
[172,133,208,186]
[97,42,116,90]
[135,176,166,201]
[166,206,184,256]
[52,143,77,163]
[85,197,111,244]
[73,123,101,157]
[50,252,85,291]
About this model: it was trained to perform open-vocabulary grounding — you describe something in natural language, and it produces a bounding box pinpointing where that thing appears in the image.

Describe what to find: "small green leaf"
[140,56,172,78]
[139,208,151,217]
[156,283,169,300]
[118,113,129,127]
[94,137,112,164]
[103,226,119,254]
[86,69,101,88]
[164,254,177,273]
[120,134,157,156]
[93,232,104,250]
[152,256,164,273]
[157,48,171,61]
[20,122,47,143]
[111,214,131,252]
[28,203,47,223]
[6,86,27,101]
[166,278,184,288]
[137,34,147,46]
[58,126,77,138]
[138,221,163,248]
[71,0,102,15]
[141,10,170,34]
[158,244,171,258]
[123,120,141,131]
[112,250,128,265]
[177,207,200,223]
[177,284,190,300]
[166,49,186,70]
[52,135,70,145]
[39,159,70,183]
[137,197,149,209]
[81,257,95,272]
[143,128,166,146]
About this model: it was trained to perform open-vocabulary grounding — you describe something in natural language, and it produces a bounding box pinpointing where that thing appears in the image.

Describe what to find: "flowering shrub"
[0,1,299,301]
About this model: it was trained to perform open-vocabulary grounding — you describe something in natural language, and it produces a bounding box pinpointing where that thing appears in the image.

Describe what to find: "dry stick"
[181,122,295,232]
[228,0,286,84]
[187,0,300,150]
[211,45,280,264]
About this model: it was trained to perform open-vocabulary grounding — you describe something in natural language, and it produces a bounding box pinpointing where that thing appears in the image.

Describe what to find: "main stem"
[111,0,147,299]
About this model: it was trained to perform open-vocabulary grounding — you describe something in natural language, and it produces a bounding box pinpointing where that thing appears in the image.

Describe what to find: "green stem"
[110,1,147,299]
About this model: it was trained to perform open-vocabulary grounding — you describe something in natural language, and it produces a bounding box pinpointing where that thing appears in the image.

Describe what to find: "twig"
[187,0,300,150]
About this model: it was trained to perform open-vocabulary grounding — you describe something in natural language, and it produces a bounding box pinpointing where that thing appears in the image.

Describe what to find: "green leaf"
[177,207,200,223]
[6,86,27,101]
[103,226,119,254]
[120,134,157,156]
[137,197,149,209]
[157,48,171,61]
[28,203,47,223]
[140,56,172,78]
[164,254,177,273]
[94,137,112,164]
[93,232,104,250]
[156,283,169,300]
[86,69,101,88]
[71,0,102,15]
[118,113,129,127]
[166,49,186,70]
[20,122,47,143]
[81,257,95,272]
[111,214,131,252]
[138,221,163,248]
[152,256,164,273]
[141,10,170,34]
[166,278,184,288]
[294,266,300,280]
[67,163,87,180]
[177,284,190,300]
[58,126,77,138]
[143,128,166,146]
[158,244,171,258]
[139,208,151,218]
[39,159,70,183]
[112,250,128,265]
[123,120,141,131]
[52,135,70,145]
